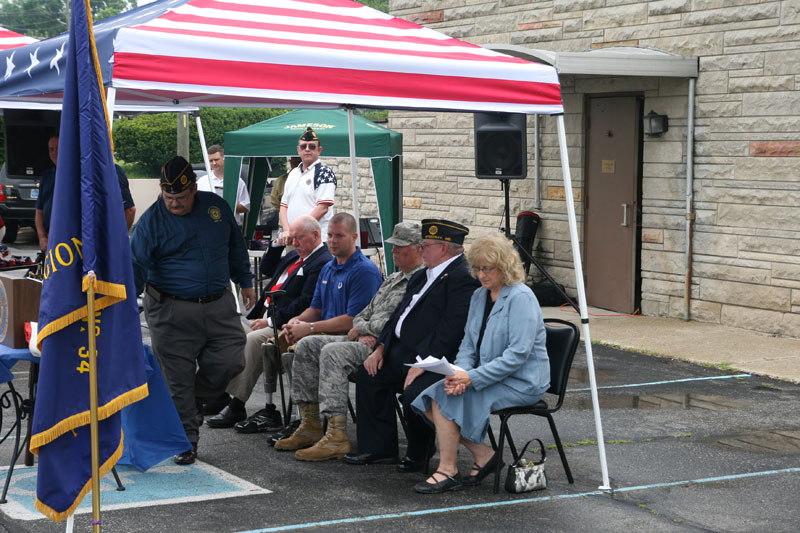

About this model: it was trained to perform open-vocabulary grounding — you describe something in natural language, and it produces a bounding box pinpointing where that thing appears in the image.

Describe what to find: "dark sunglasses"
[299,143,318,151]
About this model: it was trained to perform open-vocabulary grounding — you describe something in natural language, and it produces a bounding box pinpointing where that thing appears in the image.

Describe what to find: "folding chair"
[489,318,580,493]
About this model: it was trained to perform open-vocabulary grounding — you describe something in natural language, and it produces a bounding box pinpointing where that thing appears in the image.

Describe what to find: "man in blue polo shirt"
[275,212,382,451]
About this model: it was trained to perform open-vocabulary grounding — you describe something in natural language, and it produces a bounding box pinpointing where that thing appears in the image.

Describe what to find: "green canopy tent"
[223,109,403,271]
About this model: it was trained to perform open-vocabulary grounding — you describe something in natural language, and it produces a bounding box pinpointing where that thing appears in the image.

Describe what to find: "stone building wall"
[388,0,800,337]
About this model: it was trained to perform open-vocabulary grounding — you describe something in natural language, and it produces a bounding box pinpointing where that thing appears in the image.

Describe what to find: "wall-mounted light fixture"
[643,110,669,137]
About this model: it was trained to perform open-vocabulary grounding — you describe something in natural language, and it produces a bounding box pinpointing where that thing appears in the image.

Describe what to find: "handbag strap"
[517,438,546,465]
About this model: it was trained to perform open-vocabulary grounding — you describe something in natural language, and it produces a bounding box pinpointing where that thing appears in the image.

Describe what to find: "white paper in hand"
[405,355,462,376]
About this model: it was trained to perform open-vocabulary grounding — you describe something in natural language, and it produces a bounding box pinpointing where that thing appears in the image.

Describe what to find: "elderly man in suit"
[344,219,480,473]
[206,215,332,431]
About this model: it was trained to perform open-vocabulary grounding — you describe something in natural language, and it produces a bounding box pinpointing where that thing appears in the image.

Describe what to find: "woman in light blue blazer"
[411,233,550,494]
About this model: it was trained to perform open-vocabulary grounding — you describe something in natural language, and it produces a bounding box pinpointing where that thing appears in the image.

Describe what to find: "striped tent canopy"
[0,26,37,50]
[0,0,563,114]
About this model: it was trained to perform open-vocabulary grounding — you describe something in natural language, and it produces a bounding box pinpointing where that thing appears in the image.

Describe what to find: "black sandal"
[413,471,463,494]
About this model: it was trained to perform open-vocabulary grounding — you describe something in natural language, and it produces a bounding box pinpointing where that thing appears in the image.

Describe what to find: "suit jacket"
[455,283,550,396]
[246,244,333,329]
[377,254,479,365]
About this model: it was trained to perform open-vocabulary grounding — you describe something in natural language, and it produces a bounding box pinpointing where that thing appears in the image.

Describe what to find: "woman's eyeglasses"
[472,266,496,274]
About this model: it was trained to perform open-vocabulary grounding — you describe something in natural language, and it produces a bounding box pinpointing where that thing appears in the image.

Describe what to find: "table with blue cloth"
[0,343,190,504]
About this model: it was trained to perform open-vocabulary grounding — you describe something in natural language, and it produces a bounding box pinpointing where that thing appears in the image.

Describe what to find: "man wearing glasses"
[276,127,336,245]
[344,219,479,472]
[131,156,255,465]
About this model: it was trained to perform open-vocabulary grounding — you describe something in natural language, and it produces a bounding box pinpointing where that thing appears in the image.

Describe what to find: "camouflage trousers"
[291,334,371,418]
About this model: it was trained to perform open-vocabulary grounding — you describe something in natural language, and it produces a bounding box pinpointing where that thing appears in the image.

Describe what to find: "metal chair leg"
[547,414,574,483]
[493,415,510,494]
[111,467,125,491]
[0,384,25,504]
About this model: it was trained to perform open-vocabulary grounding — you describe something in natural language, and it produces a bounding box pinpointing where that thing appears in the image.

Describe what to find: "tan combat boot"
[295,415,351,461]
[274,403,323,451]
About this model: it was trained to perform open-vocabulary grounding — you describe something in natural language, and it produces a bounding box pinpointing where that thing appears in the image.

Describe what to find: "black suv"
[0,161,40,243]
[0,109,60,243]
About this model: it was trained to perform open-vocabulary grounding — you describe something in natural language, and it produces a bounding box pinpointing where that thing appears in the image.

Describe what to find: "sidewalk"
[542,305,800,383]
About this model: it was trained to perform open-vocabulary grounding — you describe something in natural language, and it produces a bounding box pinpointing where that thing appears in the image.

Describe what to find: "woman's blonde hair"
[466,233,526,286]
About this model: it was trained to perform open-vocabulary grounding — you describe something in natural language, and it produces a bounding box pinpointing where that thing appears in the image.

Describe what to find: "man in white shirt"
[198,144,250,227]
[277,128,336,244]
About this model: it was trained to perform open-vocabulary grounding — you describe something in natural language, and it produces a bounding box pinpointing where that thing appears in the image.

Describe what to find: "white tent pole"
[556,114,611,490]
[106,87,116,133]
[195,115,214,191]
[347,108,361,237]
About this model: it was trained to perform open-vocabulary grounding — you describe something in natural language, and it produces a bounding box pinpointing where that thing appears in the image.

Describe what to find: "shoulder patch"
[208,206,222,222]
[313,164,337,189]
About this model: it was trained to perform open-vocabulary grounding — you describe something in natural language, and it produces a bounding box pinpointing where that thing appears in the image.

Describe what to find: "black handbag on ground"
[504,438,547,493]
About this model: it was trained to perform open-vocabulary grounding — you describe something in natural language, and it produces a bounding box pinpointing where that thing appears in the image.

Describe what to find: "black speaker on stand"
[473,112,578,311]
[474,112,527,179]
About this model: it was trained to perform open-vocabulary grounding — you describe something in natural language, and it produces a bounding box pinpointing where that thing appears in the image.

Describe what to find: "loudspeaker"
[474,112,527,179]
[3,109,60,180]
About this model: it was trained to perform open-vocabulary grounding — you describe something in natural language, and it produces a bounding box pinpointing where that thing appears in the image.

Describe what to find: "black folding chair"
[489,318,580,493]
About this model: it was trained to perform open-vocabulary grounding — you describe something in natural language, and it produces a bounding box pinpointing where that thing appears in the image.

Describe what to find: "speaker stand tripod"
[499,178,578,312]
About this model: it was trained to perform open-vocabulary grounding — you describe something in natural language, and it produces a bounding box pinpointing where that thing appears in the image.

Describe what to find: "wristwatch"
[309,322,315,332]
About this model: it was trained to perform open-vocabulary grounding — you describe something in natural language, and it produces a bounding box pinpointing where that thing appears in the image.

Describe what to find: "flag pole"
[86,271,101,532]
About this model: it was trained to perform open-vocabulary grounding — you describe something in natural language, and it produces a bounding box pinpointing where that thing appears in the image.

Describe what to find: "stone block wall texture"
[389,0,800,337]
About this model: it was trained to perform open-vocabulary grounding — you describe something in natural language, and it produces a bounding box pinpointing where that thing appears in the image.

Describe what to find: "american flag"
[315,163,337,188]
[0,0,563,114]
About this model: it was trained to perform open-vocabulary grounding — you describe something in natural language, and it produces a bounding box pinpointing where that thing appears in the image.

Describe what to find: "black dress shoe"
[342,452,400,465]
[234,405,282,434]
[199,393,231,416]
[267,419,300,447]
[205,405,247,428]
[414,471,463,494]
[174,444,198,465]
[396,455,425,473]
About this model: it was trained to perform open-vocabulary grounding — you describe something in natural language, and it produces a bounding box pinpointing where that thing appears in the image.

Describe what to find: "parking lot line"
[569,373,751,392]
[237,466,800,533]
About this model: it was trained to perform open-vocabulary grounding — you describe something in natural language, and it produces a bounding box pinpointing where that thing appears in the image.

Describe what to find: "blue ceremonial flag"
[31,0,148,521]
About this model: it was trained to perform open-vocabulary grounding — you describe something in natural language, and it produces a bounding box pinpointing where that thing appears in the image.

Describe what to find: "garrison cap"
[299,127,319,143]
[421,219,469,245]
[160,156,196,193]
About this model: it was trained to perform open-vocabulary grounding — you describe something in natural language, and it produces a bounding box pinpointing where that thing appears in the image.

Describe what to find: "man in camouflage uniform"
[287,222,424,461]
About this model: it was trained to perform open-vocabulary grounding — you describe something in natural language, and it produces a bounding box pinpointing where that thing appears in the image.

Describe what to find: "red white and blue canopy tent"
[0,26,37,50]
[0,0,610,488]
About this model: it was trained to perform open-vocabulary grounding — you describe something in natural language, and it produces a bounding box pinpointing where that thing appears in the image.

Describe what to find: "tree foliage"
[358,0,388,12]
[0,0,135,39]
[112,108,289,174]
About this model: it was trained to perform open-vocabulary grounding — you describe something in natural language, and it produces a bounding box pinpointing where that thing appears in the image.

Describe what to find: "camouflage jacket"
[352,263,425,337]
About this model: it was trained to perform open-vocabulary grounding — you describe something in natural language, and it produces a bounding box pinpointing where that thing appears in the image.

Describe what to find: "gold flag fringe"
[34,429,125,522]
[36,278,127,352]
[30,383,148,452]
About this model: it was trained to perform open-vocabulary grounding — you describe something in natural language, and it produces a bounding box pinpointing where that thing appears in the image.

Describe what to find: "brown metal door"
[585,96,641,313]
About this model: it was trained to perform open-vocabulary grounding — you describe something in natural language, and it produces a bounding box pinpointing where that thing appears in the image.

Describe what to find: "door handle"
[621,203,628,227]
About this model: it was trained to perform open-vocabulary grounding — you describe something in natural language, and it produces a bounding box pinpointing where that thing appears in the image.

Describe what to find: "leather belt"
[146,284,225,304]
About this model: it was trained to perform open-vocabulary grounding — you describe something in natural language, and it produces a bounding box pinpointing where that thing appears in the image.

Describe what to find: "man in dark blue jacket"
[206,215,332,432]
[131,156,254,465]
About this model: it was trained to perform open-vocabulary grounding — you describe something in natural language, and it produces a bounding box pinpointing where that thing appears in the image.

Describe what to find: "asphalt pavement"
[0,228,798,532]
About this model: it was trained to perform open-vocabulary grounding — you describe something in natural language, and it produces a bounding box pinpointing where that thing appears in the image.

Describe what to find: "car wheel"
[2,222,18,243]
